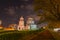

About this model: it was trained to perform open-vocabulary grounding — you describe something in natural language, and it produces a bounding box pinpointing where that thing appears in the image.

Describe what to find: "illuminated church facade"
[17,16,38,30]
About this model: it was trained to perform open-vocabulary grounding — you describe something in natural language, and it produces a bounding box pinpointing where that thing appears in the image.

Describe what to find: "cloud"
[25,0,29,1]
[25,5,34,10]
[20,0,29,1]
[20,5,25,8]
[6,7,16,16]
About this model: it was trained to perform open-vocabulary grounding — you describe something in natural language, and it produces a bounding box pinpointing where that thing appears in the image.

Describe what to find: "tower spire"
[18,16,25,30]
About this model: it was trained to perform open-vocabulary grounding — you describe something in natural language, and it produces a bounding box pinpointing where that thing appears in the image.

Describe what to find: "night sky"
[0,0,35,27]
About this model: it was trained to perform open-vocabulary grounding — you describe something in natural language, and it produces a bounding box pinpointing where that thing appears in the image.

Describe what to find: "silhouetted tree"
[34,0,60,28]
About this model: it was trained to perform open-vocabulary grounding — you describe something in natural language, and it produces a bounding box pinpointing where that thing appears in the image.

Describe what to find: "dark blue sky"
[0,0,35,27]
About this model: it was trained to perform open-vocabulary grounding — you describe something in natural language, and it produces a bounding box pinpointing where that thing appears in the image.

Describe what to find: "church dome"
[20,16,24,21]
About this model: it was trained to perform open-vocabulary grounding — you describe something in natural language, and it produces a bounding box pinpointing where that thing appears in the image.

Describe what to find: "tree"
[34,0,60,28]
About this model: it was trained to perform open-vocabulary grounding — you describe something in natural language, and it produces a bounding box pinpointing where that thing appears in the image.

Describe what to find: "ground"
[21,30,55,40]
[0,29,60,40]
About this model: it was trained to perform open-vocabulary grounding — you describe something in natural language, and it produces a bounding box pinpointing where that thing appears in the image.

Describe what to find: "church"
[0,16,38,31]
[17,16,38,30]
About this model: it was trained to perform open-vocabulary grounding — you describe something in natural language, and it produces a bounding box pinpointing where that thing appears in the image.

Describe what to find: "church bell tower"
[18,16,25,30]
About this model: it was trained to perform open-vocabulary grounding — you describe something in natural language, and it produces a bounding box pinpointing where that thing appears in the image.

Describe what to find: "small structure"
[0,20,3,30]
[25,24,30,30]
[4,24,18,30]
[54,28,60,32]
[4,27,15,30]
[30,20,38,30]
[25,17,33,30]
[26,17,38,30]
[8,24,17,30]
[13,24,18,30]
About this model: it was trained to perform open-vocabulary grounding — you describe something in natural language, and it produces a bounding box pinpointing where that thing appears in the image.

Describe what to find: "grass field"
[0,29,43,40]
[0,29,59,40]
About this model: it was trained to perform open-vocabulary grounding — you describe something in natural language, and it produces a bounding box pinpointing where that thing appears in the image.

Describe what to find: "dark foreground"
[0,29,59,40]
